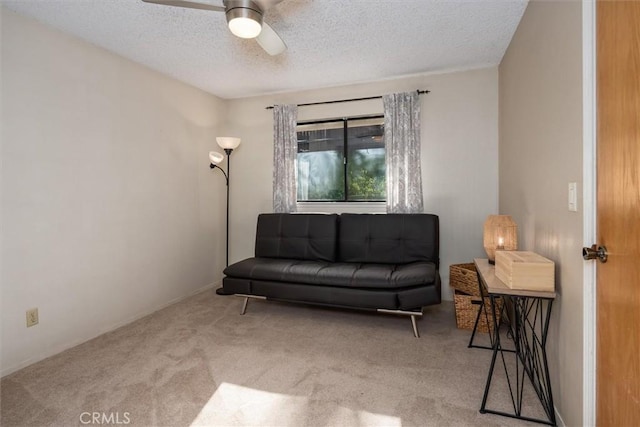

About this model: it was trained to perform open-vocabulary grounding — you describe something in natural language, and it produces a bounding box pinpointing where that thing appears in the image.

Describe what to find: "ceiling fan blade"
[256,22,286,56]
[141,0,225,12]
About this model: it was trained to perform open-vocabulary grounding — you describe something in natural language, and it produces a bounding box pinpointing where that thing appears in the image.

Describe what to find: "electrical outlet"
[26,308,39,327]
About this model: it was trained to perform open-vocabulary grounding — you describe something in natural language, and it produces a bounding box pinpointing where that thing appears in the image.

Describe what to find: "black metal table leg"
[480,293,502,412]
[468,267,498,350]
[480,295,557,426]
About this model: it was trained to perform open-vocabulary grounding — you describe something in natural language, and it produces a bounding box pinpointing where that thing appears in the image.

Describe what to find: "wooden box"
[495,251,555,292]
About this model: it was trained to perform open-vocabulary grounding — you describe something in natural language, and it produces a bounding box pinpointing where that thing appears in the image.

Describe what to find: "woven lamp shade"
[483,215,518,263]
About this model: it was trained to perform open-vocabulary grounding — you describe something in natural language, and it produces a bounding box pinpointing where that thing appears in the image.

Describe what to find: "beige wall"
[499,1,583,425]
[225,67,500,301]
[1,9,227,376]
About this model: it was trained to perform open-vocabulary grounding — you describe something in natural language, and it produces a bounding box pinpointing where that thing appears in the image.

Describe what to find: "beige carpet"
[1,290,547,426]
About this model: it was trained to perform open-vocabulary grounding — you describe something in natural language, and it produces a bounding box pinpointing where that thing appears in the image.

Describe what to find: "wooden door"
[596,1,640,425]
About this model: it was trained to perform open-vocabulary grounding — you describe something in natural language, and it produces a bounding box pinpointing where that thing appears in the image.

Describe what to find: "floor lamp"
[209,136,241,296]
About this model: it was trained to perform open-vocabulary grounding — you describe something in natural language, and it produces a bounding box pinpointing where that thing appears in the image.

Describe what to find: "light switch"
[568,182,578,212]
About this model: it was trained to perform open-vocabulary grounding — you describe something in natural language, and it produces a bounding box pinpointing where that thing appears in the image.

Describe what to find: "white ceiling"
[2,0,528,99]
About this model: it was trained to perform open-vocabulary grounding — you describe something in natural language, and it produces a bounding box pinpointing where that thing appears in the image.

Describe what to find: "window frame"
[296,114,385,203]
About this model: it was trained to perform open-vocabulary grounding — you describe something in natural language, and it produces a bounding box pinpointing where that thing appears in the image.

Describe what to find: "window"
[297,116,385,202]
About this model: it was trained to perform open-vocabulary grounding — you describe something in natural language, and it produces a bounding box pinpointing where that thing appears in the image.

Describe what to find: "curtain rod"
[265,89,430,110]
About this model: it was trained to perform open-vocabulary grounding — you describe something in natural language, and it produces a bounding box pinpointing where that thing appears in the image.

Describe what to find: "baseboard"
[1,280,221,378]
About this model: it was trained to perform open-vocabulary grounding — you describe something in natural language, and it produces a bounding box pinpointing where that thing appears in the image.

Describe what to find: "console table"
[472,258,557,426]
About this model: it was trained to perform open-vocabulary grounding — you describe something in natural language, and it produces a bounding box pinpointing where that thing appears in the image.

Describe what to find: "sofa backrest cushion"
[338,213,439,265]
[255,213,339,262]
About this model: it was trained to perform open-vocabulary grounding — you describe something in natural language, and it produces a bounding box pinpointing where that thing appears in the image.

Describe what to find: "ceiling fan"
[141,0,287,56]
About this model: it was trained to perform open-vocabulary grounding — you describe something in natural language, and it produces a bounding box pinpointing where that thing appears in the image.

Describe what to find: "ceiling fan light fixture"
[226,5,263,39]
[143,0,287,55]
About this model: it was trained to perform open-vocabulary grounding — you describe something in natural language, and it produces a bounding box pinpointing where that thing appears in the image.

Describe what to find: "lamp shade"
[209,151,224,165]
[216,137,241,150]
[483,215,518,263]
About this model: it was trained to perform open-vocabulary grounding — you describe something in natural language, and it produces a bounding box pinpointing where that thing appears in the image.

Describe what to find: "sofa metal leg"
[235,294,267,315]
[410,315,420,338]
[377,308,423,337]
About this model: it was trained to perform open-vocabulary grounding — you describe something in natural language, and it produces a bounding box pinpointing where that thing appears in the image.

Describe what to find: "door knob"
[583,244,608,263]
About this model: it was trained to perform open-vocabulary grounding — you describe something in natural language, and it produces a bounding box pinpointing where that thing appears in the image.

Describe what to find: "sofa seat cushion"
[224,257,437,289]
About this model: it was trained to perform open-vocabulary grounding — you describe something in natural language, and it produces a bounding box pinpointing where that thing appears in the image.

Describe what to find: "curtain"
[273,104,299,213]
[383,91,424,213]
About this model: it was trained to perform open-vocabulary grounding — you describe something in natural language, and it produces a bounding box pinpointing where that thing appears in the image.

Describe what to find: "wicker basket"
[453,290,502,333]
[450,263,480,296]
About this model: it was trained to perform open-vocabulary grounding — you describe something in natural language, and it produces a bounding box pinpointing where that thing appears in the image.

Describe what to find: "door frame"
[582,0,597,425]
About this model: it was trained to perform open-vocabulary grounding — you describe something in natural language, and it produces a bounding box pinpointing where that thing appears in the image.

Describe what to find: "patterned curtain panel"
[383,92,424,213]
[272,104,299,213]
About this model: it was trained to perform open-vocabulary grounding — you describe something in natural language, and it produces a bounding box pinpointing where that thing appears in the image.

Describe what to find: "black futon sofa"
[222,213,441,337]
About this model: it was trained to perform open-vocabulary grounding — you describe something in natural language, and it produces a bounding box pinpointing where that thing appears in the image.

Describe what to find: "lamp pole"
[224,148,232,269]
[210,155,231,296]
[209,137,241,296]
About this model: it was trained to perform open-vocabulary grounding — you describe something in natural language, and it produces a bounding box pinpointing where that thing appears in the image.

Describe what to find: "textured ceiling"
[2,0,528,99]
